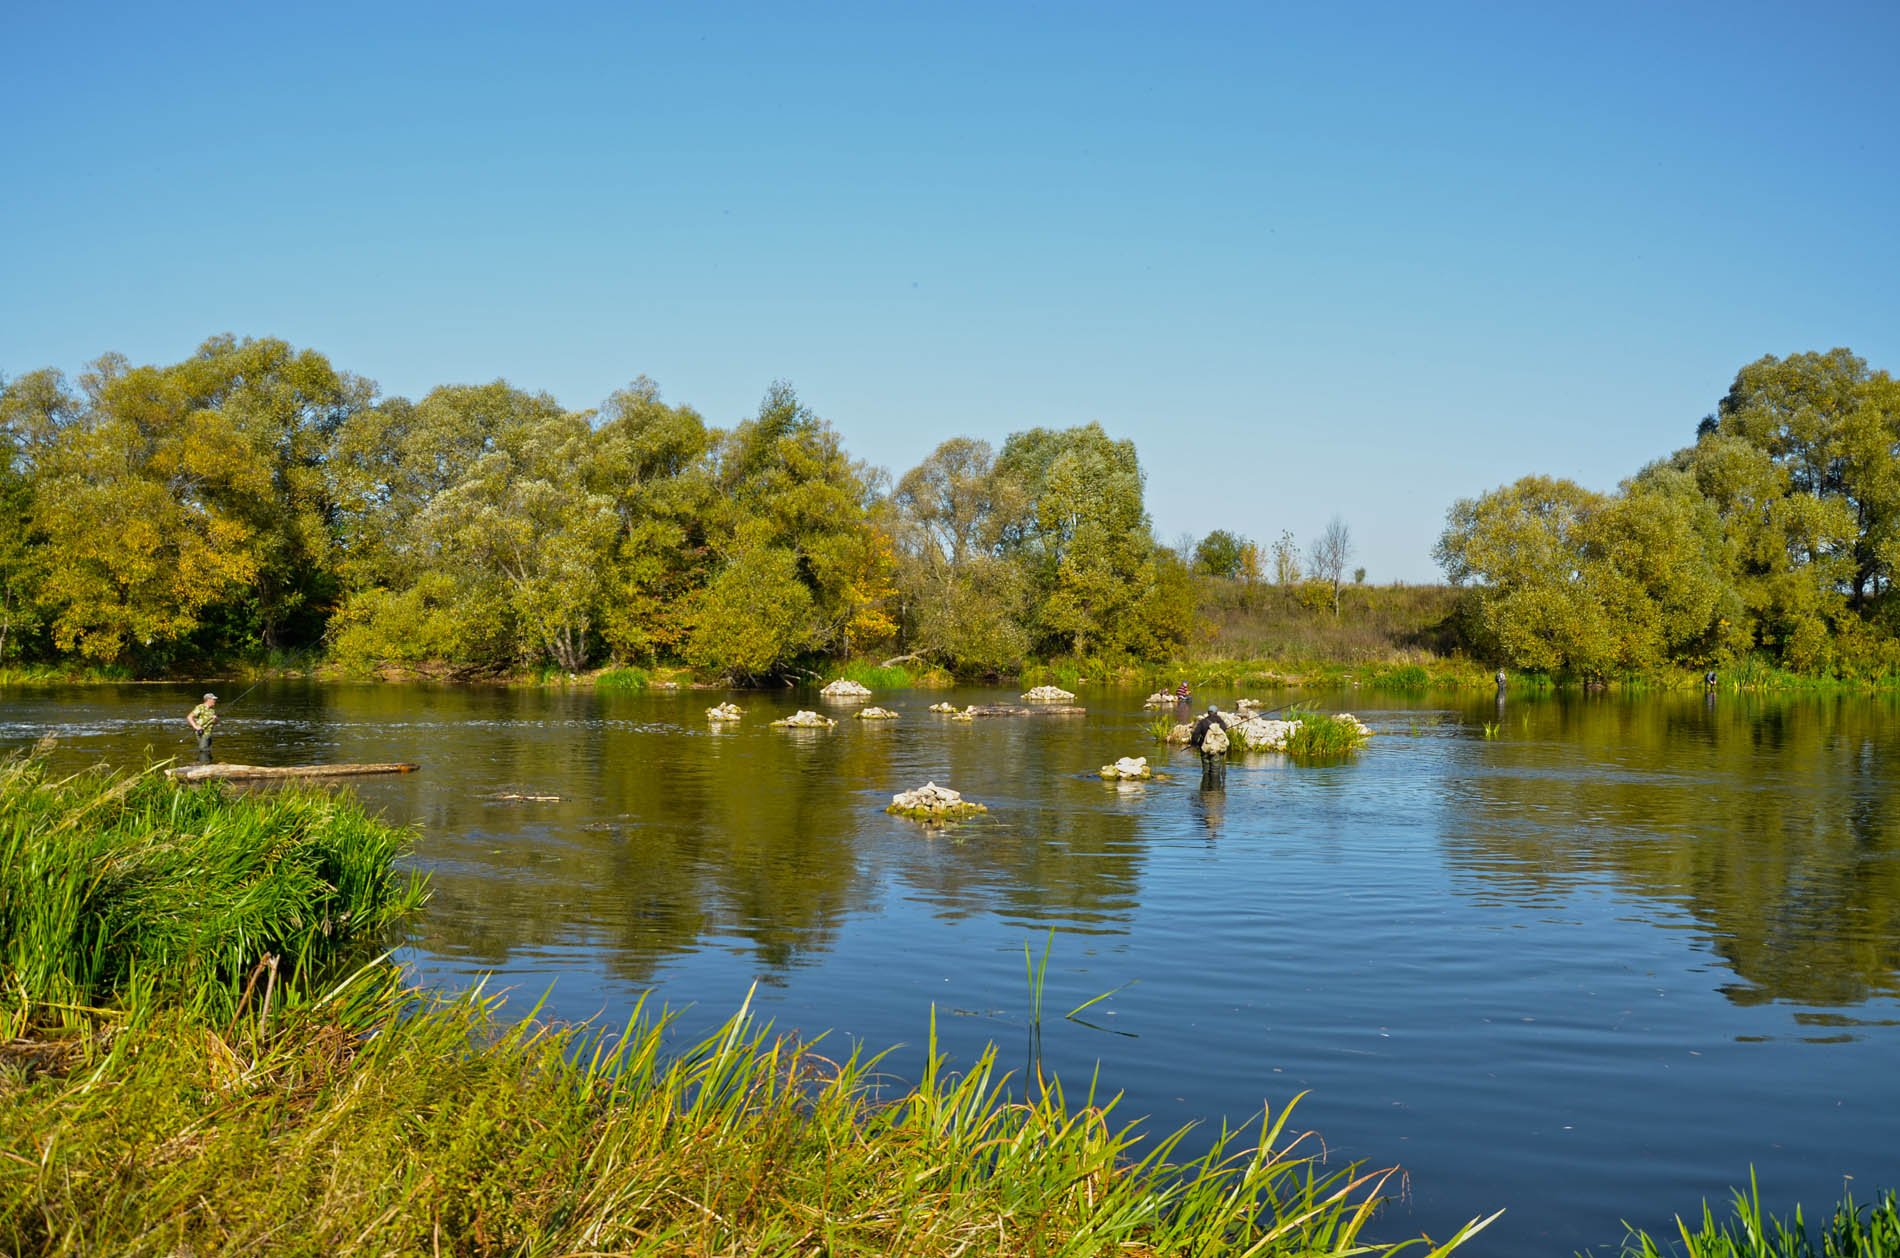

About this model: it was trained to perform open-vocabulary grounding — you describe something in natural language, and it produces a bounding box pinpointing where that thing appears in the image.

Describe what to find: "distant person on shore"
[186,693,218,760]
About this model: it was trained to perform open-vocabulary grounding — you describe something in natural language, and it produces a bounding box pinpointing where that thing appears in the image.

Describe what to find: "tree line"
[1435,348,1900,677]
[0,335,1204,679]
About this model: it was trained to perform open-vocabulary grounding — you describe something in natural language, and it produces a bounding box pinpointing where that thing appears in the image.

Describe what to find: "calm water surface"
[6,681,1899,1254]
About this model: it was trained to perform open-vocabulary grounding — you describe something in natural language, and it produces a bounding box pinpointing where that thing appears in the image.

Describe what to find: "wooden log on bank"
[961,704,1087,717]
[167,762,420,783]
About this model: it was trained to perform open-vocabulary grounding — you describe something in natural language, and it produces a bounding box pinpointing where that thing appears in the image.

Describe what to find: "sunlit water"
[6,681,1899,1254]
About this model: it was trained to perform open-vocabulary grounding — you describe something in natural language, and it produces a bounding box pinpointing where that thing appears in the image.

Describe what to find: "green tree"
[682,546,815,680]
[590,377,715,663]
[1192,529,1247,579]
[691,383,895,676]
[32,348,264,662]
[1713,349,1900,610]
[1435,476,1616,672]
[0,370,71,661]
[330,382,605,672]
[992,423,1179,658]
[891,438,1033,673]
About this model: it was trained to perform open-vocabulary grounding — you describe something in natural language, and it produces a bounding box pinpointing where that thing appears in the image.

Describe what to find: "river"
[5,680,1897,1254]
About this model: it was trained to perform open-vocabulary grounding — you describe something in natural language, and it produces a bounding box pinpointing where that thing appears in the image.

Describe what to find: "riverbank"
[13,651,1900,698]
[0,757,1492,1256]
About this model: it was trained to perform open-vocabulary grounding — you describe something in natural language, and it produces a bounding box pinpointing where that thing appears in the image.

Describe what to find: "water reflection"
[1441,691,1900,1006]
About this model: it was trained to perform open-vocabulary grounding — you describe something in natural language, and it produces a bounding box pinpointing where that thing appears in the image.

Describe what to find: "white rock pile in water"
[928,701,960,713]
[820,679,874,698]
[1228,717,1299,750]
[1142,692,1182,708]
[1235,698,1263,710]
[772,709,837,728]
[950,706,976,721]
[855,706,899,720]
[706,702,744,722]
[1098,756,1152,780]
[1021,685,1076,702]
[887,780,988,821]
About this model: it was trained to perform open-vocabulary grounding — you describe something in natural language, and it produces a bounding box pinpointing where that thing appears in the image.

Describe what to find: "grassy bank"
[0,758,1495,1255]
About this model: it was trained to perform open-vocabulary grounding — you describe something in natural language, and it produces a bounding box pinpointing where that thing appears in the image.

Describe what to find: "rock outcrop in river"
[706,702,744,722]
[855,706,899,720]
[887,781,987,822]
[820,679,873,699]
[772,710,836,728]
[1021,685,1076,702]
[1098,756,1152,780]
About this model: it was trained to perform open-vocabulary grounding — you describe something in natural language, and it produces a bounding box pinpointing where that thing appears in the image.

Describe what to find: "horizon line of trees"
[0,335,1237,680]
[1435,348,1900,677]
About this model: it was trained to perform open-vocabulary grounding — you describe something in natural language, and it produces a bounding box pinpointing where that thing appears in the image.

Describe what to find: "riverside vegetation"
[4,341,1900,689]
[0,754,1505,1255]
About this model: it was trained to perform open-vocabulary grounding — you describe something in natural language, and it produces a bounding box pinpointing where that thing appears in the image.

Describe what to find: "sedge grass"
[1607,1168,1900,1257]
[0,972,1498,1257]
[1282,708,1372,759]
[593,664,652,690]
[0,755,426,1032]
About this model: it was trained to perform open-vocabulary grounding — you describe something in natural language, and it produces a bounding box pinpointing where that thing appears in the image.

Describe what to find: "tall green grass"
[1283,709,1372,759]
[0,972,1497,1257]
[593,664,652,690]
[828,659,933,690]
[0,756,426,1031]
[1607,1170,1900,1257]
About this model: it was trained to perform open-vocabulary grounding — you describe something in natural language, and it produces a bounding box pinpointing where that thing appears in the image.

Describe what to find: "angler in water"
[186,692,218,761]
[1188,702,1228,789]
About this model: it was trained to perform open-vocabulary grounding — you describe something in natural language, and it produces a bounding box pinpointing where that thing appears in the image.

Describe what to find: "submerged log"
[960,704,1087,717]
[167,762,420,783]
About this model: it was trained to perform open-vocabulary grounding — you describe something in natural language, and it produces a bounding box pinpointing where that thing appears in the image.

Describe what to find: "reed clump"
[1611,1169,1900,1257]
[0,756,426,1031]
[1283,710,1373,759]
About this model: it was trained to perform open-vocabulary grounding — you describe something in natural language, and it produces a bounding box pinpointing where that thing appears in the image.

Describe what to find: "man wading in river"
[186,693,218,760]
[1188,703,1228,788]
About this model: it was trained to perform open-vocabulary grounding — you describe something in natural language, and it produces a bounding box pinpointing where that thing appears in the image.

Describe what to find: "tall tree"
[1307,518,1354,618]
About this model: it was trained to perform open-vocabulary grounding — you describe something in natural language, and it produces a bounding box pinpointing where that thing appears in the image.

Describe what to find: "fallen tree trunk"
[960,705,1087,717]
[167,763,420,783]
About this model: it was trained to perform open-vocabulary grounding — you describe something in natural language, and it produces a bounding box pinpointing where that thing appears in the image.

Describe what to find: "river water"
[5,681,1898,1254]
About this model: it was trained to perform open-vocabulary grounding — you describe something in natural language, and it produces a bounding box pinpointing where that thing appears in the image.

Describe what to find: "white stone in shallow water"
[855,706,899,720]
[1227,717,1299,751]
[1098,756,1151,780]
[1142,692,1181,708]
[820,679,874,698]
[706,702,744,722]
[772,709,837,728]
[887,780,987,820]
[1021,685,1076,702]
[928,701,959,713]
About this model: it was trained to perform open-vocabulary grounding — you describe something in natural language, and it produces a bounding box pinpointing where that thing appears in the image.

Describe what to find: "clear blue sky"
[5,1,1896,581]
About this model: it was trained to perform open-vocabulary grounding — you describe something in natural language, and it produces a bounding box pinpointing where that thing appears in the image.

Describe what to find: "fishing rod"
[219,677,267,708]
